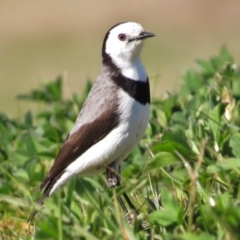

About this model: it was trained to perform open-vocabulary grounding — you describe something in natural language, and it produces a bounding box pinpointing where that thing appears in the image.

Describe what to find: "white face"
[105,22,145,62]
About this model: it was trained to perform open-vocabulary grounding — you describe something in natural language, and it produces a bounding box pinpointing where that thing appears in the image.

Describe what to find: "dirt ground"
[1,0,240,115]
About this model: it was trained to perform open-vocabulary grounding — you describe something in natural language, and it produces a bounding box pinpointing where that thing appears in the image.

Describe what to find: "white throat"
[113,57,147,82]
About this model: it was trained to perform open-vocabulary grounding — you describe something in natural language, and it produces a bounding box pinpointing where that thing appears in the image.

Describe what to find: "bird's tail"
[27,178,53,223]
[27,192,48,223]
[28,171,67,223]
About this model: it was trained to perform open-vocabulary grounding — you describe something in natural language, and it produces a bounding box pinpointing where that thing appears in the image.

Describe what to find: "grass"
[1,47,240,239]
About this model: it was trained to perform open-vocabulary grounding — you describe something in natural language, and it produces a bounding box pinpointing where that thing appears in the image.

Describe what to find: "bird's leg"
[106,163,136,213]
[106,161,121,188]
[123,192,138,214]
[122,192,149,230]
[106,162,136,224]
[106,163,148,229]
[106,162,128,211]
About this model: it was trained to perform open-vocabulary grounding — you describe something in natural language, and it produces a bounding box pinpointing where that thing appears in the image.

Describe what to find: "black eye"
[118,34,127,41]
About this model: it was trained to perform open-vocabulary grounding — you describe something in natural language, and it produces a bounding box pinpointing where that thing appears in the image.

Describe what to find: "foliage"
[1,47,240,239]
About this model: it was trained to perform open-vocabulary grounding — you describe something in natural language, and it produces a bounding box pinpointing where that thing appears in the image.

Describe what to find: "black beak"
[129,31,155,42]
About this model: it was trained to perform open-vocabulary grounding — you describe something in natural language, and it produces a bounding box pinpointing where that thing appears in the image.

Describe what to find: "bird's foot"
[106,163,120,188]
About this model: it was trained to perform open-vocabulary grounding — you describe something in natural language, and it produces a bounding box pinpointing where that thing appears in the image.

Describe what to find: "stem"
[58,192,63,240]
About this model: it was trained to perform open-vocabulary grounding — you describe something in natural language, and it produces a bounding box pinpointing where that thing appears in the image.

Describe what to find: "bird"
[28,22,155,222]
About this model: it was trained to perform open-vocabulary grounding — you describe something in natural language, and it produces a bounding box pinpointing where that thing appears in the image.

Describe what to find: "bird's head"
[102,22,155,67]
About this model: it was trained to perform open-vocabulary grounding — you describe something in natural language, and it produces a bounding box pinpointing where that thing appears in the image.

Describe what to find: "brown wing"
[40,107,119,195]
[28,106,119,223]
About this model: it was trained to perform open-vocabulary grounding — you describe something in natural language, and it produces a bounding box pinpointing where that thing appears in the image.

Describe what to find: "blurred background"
[1,0,240,116]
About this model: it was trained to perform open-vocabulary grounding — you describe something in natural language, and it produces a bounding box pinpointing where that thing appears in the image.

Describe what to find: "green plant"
[1,47,240,239]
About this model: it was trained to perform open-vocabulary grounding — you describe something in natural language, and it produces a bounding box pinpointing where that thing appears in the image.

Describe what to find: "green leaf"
[180,232,215,240]
[24,111,33,126]
[208,102,227,140]
[146,152,179,171]
[207,158,240,173]
[149,208,178,227]
[196,59,215,76]
[183,68,203,93]
[229,132,240,158]
[14,168,29,182]
[17,76,62,103]
[152,130,195,158]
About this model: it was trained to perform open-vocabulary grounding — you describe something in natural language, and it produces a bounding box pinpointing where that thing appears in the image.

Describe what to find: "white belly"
[115,89,150,161]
